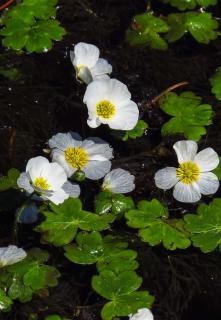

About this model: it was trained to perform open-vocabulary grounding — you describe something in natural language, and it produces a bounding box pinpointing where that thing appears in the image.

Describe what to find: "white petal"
[173,182,201,203]
[0,245,26,267]
[196,172,219,195]
[91,58,112,78]
[17,172,34,194]
[87,117,101,128]
[52,149,76,178]
[62,181,81,198]
[77,66,93,84]
[83,79,111,107]
[84,160,111,180]
[48,132,82,150]
[46,188,69,205]
[106,79,131,106]
[173,140,198,164]
[154,167,178,190]
[194,148,219,172]
[72,42,99,68]
[107,101,139,130]
[82,137,113,160]
[26,156,49,182]
[102,168,135,193]
[129,308,154,320]
[43,163,67,190]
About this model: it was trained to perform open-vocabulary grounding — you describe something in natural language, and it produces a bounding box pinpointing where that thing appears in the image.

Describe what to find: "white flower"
[83,78,139,130]
[129,308,154,320]
[48,132,113,180]
[70,42,112,84]
[17,156,80,205]
[0,245,27,267]
[102,168,135,193]
[154,140,219,203]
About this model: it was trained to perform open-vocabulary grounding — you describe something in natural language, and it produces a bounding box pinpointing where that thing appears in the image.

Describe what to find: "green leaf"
[101,292,154,320]
[184,198,221,252]
[36,198,113,246]
[95,191,135,215]
[92,270,154,320]
[0,288,12,312]
[126,13,169,50]
[210,67,221,101]
[0,248,60,303]
[0,168,20,191]
[125,199,191,250]
[160,91,213,141]
[166,12,219,44]
[0,0,66,53]
[123,120,148,141]
[162,0,217,10]
[213,157,221,180]
[64,231,137,266]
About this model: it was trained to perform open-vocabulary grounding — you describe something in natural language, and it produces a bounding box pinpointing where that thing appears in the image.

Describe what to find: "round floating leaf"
[0,168,20,191]
[36,198,113,246]
[101,291,154,320]
[210,67,221,101]
[95,191,134,215]
[64,231,137,266]
[126,199,191,250]
[184,198,221,252]
[166,12,219,44]
[126,13,169,50]
[123,120,149,141]
[159,91,213,141]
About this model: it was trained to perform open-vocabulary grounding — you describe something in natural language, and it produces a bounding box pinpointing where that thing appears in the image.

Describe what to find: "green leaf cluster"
[0,168,20,191]
[95,191,134,216]
[123,120,149,141]
[35,198,114,246]
[159,91,213,140]
[64,231,154,320]
[210,67,221,100]
[0,248,60,304]
[0,288,13,312]
[0,0,66,53]
[184,198,221,252]
[166,12,219,44]
[126,11,219,49]
[125,199,191,250]
[126,13,169,50]
[162,0,217,11]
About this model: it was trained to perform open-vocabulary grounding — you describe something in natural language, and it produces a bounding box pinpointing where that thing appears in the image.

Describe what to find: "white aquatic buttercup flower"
[17,156,80,205]
[154,140,219,203]
[0,245,27,267]
[83,78,139,130]
[129,308,154,320]
[70,42,112,84]
[48,132,113,180]
[102,168,135,193]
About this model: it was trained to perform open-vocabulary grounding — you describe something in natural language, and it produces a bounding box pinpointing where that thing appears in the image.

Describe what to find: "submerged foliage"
[0,0,66,53]
[210,67,221,100]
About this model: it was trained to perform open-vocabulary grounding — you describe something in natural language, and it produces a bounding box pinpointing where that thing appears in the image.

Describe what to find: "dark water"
[1,0,221,319]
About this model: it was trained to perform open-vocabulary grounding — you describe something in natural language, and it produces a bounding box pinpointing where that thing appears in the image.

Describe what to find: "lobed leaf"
[123,120,148,141]
[184,198,221,252]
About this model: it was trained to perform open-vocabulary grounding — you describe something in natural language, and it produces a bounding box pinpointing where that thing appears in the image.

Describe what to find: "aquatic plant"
[1,38,221,320]
[126,1,219,49]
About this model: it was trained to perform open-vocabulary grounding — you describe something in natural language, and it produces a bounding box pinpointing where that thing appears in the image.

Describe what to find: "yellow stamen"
[176,161,200,184]
[64,147,88,169]
[96,100,116,119]
[34,177,50,190]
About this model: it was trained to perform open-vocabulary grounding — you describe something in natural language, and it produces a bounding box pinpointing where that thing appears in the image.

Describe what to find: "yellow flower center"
[96,100,116,119]
[34,177,50,190]
[176,161,200,184]
[64,147,88,169]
